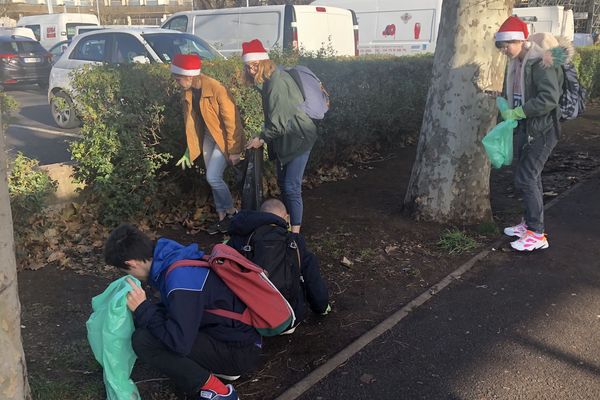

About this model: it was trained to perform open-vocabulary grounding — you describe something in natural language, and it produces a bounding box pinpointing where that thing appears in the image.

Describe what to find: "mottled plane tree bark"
[404,0,515,223]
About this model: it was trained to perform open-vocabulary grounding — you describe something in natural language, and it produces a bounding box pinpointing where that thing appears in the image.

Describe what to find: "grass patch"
[30,377,104,400]
[477,221,500,236]
[437,229,479,255]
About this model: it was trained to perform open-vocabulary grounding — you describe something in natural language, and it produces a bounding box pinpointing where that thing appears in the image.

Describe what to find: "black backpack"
[241,225,303,316]
[559,63,586,121]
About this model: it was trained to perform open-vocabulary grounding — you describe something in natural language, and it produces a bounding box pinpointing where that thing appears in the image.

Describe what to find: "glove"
[501,106,526,121]
[321,304,332,316]
[176,148,192,170]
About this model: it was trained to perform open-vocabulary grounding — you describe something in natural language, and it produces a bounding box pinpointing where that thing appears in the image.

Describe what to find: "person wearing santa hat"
[494,16,565,252]
[171,53,245,235]
[242,39,318,233]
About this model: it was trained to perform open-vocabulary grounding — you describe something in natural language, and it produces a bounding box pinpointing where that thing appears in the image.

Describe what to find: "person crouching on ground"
[227,198,330,334]
[494,17,564,251]
[171,54,245,235]
[242,39,317,234]
[104,224,262,400]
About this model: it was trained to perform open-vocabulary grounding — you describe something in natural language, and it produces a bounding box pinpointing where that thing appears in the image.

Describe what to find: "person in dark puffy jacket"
[104,224,261,400]
[242,39,317,234]
[494,17,567,252]
[227,199,330,333]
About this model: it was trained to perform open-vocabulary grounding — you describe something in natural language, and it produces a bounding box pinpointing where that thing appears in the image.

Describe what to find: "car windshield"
[142,33,222,62]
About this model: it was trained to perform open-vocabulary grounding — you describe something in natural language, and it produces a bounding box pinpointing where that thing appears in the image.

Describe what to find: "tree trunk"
[404,0,514,224]
[0,99,31,399]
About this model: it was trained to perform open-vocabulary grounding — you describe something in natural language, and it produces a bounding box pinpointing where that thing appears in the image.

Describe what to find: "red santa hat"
[495,16,529,42]
[170,54,201,76]
[242,39,269,63]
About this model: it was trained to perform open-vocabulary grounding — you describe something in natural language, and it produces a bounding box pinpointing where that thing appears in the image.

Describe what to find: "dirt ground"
[19,106,600,400]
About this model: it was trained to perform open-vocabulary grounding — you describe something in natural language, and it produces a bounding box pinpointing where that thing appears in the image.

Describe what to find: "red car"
[0,35,52,89]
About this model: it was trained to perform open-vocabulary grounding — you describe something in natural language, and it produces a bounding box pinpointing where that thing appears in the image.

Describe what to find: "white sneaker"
[510,230,549,251]
[504,221,527,238]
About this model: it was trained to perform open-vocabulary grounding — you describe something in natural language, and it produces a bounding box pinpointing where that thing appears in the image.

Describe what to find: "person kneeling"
[104,224,262,400]
[227,198,330,334]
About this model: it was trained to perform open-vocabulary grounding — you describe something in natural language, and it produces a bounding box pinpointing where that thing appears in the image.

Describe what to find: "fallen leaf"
[384,245,399,255]
[47,251,66,263]
[341,257,354,268]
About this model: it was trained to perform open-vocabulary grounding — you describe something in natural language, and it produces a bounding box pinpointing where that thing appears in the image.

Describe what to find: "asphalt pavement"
[3,85,77,165]
[293,172,600,400]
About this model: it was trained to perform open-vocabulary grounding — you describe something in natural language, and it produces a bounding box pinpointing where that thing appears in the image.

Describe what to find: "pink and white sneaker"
[510,230,549,251]
[503,221,527,238]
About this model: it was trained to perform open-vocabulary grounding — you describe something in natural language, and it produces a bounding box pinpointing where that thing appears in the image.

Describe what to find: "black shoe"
[206,220,222,235]
[217,212,237,234]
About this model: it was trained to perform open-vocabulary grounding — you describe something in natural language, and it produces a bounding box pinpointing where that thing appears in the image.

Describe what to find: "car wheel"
[50,91,80,129]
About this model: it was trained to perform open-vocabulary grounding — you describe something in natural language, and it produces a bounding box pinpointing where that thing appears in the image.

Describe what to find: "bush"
[575,46,600,100]
[0,91,17,130]
[68,54,433,224]
[68,63,181,226]
[8,153,57,226]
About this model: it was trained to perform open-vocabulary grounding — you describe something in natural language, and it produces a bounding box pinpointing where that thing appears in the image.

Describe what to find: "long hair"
[243,59,276,86]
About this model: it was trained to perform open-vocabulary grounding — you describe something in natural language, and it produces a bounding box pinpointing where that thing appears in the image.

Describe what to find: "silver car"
[48,27,223,128]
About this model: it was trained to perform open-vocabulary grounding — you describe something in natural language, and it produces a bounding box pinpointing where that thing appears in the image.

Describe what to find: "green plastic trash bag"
[86,275,141,400]
[482,119,517,169]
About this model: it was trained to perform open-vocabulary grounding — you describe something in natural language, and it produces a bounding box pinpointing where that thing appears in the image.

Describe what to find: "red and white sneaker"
[510,230,549,251]
[503,221,527,238]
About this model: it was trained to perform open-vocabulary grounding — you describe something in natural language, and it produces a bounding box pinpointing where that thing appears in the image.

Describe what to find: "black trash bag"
[239,148,263,211]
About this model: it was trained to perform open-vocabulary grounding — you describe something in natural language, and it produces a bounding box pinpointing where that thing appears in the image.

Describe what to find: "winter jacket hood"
[228,210,288,236]
[150,238,205,288]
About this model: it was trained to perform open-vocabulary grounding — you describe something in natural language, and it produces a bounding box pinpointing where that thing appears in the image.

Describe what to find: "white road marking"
[8,124,82,139]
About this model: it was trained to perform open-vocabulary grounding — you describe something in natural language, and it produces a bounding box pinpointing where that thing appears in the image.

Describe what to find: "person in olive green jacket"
[242,39,317,233]
[170,54,245,235]
[494,17,568,252]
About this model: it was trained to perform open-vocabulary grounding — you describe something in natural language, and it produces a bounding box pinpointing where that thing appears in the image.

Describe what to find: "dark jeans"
[513,124,559,233]
[277,149,311,226]
[132,329,261,395]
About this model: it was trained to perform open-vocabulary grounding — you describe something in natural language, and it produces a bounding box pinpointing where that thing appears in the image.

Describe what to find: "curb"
[275,166,600,400]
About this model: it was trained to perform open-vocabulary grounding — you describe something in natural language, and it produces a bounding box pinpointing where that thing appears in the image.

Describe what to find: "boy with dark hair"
[104,224,262,400]
[227,199,330,332]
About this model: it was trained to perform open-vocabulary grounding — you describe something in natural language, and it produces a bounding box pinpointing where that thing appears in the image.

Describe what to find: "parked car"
[0,35,52,89]
[47,39,71,64]
[48,27,223,128]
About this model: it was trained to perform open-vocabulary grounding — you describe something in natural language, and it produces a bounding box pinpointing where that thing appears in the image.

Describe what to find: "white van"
[0,27,37,41]
[513,6,574,42]
[312,0,443,55]
[161,5,358,57]
[17,13,100,49]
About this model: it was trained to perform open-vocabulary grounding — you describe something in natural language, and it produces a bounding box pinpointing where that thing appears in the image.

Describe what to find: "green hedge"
[68,54,433,224]
[574,46,600,100]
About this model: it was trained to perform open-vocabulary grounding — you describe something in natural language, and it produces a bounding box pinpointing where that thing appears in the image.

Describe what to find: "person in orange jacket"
[171,54,245,234]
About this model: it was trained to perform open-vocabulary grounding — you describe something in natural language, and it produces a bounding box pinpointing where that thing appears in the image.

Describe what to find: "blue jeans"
[203,134,233,214]
[277,150,311,226]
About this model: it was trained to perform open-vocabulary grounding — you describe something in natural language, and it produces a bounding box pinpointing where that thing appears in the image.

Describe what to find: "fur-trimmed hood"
[527,32,574,67]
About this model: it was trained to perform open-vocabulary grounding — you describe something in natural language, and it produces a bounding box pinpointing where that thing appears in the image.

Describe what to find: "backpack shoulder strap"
[165,258,209,278]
